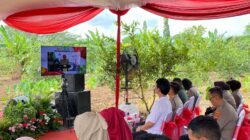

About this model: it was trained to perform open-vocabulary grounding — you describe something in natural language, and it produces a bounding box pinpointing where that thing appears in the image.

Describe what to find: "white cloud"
[68,8,250,38]
[0,21,6,25]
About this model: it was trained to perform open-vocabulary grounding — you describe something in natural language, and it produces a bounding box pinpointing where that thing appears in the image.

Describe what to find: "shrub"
[0,97,62,140]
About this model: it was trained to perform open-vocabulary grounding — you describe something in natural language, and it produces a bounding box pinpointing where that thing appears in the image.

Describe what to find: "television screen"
[41,46,86,76]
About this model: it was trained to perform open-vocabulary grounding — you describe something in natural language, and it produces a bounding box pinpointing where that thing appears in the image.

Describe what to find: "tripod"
[61,74,75,128]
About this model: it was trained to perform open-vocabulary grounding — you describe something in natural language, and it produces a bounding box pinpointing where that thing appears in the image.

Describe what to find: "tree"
[244,23,250,35]
[85,20,188,113]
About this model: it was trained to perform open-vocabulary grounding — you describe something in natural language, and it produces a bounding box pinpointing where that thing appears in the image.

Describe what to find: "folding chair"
[232,109,246,140]
[187,96,195,111]
[237,103,243,116]
[193,95,202,116]
[162,112,177,139]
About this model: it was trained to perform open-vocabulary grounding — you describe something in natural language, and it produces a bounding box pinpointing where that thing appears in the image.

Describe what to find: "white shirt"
[145,96,172,134]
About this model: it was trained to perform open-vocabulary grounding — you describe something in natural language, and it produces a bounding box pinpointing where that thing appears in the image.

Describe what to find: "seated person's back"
[182,78,200,105]
[173,77,188,104]
[169,82,183,113]
[214,81,236,109]
[226,79,243,108]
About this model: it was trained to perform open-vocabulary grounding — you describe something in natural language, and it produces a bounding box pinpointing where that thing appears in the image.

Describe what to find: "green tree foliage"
[85,20,189,112]
[173,26,250,83]
[1,20,250,113]
[0,26,80,99]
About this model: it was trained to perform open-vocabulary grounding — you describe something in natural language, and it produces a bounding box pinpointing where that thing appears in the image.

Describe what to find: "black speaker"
[69,90,91,114]
[55,90,91,118]
[64,74,85,92]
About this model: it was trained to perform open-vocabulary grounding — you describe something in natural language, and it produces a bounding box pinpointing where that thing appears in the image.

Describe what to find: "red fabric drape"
[237,105,250,140]
[162,121,177,139]
[194,107,202,116]
[142,0,250,20]
[175,115,186,138]
[4,7,103,34]
[100,107,133,140]
[182,108,193,125]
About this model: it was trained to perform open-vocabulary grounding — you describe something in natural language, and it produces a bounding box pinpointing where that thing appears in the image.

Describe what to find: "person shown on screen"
[48,52,56,71]
[60,54,70,71]
[134,78,172,137]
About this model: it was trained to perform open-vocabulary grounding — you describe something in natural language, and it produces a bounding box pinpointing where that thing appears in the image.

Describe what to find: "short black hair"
[214,81,230,90]
[170,82,181,94]
[208,86,223,98]
[182,78,192,90]
[134,133,171,140]
[156,78,170,95]
[188,116,221,140]
[226,80,241,91]
[173,77,182,85]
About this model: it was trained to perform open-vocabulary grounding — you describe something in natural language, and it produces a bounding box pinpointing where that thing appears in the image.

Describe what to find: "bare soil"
[0,76,249,114]
[0,76,211,114]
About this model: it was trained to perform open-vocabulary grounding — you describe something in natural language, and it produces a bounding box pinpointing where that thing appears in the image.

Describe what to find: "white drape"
[0,0,158,20]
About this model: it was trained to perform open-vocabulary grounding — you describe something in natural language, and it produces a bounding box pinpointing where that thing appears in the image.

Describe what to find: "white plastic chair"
[237,103,243,116]
[194,95,201,110]
[161,112,173,134]
[176,107,184,117]
[187,96,195,110]
[165,112,173,122]
[232,109,246,140]
[183,100,190,109]
[16,137,35,140]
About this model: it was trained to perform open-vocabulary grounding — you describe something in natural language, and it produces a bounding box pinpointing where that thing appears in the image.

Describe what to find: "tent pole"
[115,13,121,108]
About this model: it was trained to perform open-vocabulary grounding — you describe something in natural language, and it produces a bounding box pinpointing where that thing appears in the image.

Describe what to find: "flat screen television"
[41,46,86,76]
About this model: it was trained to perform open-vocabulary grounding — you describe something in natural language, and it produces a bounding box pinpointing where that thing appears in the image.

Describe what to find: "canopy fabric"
[3,0,250,34]
[0,0,147,20]
[1,0,250,21]
[4,7,104,34]
[142,1,250,20]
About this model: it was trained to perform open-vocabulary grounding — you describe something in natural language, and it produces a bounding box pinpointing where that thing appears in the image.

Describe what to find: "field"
[0,76,249,114]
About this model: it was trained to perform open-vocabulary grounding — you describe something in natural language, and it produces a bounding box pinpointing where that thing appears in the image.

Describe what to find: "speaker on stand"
[55,74,91,128]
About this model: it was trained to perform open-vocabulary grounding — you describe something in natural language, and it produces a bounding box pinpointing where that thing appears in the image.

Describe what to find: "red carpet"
[37,129,77,140]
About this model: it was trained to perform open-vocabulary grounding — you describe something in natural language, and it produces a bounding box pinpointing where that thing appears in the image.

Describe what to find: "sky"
[1,8,250,38]
[68,8,250,38]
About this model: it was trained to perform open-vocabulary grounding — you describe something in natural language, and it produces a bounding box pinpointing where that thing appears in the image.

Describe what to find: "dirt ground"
[0,77,249,114]
[0,76,210,114]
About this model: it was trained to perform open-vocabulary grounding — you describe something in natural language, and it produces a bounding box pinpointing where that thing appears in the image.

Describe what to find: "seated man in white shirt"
[134,78,172,137]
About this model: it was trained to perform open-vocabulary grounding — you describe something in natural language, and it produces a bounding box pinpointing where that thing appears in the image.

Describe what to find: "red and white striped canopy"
[1,0,250,34]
